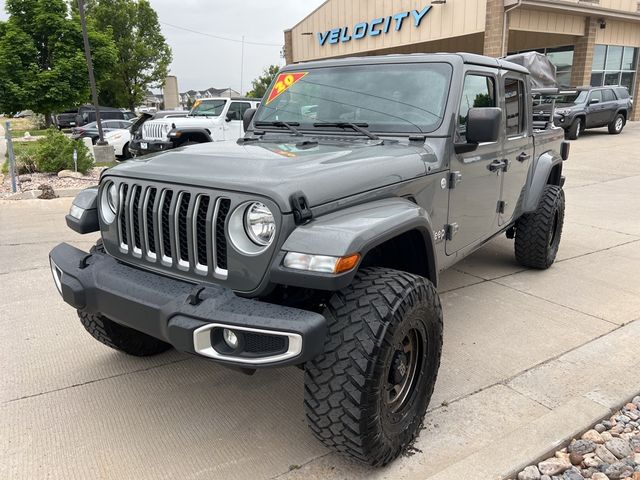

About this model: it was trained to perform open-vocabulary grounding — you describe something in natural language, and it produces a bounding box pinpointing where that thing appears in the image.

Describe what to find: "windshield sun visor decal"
[266,72,308,105]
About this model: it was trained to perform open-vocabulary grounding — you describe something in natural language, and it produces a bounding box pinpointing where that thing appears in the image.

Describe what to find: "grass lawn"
[9,129,49,137]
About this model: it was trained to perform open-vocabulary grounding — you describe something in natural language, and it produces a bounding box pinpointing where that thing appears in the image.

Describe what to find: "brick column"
[484,0,505,58]
[631,65,640,121]
[283,29,293,65]
[570,17,597,87]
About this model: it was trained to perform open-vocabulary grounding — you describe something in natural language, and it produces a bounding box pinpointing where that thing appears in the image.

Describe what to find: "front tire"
[515,185,565,269]
[304,268,443,466]
[608,113,625,134]
[78,311,171,356]
[566,118,582,140]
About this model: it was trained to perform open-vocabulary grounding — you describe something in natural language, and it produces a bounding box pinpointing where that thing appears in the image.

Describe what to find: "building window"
[591,45,637,94]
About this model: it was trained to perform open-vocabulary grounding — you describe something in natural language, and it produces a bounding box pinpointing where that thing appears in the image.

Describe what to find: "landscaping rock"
[519,465,541,480]
[37,184,57,199]
[563,467,584,480]
[590,473,609,480]
[539,458,572,476]
[595,424,606,433]
[605,438,632,459]
[583,430,605,444]
[569,440,597,455]
[604,461,633,479]
[57,169,84,179]
[569,452,583,466]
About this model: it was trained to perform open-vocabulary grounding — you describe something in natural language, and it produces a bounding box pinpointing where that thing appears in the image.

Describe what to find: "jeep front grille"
[141,122,166,141]
[116,183,230,278]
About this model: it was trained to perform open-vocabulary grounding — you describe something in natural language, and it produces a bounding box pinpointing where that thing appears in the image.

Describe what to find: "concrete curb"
[3,187,90,200]
[426,337,640,480]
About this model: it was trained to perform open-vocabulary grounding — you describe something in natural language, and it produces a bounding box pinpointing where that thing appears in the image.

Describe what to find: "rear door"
[446,70,503,254]
[600,88,617,124]
[500,73,534,226]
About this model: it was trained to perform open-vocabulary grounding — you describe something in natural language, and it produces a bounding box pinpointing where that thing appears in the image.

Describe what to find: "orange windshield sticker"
[266,72,308,104]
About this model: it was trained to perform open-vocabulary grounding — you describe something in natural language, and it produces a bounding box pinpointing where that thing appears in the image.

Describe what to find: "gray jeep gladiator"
[49,53,569,466]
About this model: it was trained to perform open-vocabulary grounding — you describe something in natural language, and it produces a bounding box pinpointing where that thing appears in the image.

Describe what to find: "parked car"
[104,129,132,159]
[71,119,133,143]
[56,110,78,129]
[128,110,189,157]
[533,86,633,139]
[74,105,135,127]
[51,53,569,467]
[132,98,260,155]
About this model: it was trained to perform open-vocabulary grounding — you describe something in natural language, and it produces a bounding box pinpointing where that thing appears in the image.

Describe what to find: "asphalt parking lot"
[2,123,640,480]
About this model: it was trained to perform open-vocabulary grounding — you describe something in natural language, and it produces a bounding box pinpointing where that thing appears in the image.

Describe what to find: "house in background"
[179,87,240,109]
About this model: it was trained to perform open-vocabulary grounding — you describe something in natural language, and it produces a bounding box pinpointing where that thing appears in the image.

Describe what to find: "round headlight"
[244,202,275,246]
[100,182,118,224]
[107,183,118,213]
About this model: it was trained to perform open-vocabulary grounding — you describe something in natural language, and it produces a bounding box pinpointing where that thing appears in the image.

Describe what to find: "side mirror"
[225,113,233,122]
[466,107,502,144]
[589,98,600,105]
[243,108,257,132]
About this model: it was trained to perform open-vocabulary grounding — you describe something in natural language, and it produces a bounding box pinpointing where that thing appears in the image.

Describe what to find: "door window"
[504,78,525,136]
[458,75,496,141]
[227,102,251,121]
[589,90,603,103]
[602,89,615,102]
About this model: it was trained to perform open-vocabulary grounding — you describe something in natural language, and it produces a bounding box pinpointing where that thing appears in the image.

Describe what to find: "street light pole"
[77,0,106,145]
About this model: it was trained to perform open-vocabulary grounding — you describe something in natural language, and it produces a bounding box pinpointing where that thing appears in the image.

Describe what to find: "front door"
[446,71,503,254]
[585,90,605,127]
[500,74,534,225]
[224,101,251,140]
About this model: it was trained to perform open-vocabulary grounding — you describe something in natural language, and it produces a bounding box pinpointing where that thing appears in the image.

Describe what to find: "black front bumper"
[129,138,173,156]
[49,243,327,368]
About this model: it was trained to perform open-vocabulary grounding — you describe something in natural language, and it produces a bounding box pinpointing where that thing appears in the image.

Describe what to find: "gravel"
[510,396,640,480]
[0,168,104,198]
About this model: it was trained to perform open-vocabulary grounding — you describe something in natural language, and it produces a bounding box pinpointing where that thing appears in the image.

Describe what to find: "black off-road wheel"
[515,185,565,269]
[78,311,171,356]
[566,118,582,140]
[608,113,625,135]
[304,268,443,466]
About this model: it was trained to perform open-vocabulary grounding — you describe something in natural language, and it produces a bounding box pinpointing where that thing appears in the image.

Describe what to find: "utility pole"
[240,35,245,95]
[77,0,106,145]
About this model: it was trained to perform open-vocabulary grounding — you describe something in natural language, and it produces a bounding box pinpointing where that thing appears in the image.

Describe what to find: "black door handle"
[487,159,507,172]
[517,152,531,162]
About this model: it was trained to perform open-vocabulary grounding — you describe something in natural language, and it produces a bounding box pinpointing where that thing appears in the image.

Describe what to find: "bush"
[34,129,93,174]
[2,141,39,174]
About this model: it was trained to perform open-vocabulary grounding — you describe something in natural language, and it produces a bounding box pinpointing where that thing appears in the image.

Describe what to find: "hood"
[106,138,436,212]
[150,116,224,127]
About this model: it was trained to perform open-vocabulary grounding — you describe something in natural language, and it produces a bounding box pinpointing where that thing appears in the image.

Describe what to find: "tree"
[87,0,172,111]
[0,0,117,122]
[246,65,280,99]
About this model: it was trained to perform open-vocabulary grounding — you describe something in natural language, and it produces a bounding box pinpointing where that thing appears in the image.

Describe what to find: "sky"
[0,0,326,94]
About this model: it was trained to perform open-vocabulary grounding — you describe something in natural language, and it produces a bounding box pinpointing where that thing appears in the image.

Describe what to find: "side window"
[459,74,496,141]
[228,102,251,121]
[504,78,526,137]
[602,89,615,102]
[589,90,603,104]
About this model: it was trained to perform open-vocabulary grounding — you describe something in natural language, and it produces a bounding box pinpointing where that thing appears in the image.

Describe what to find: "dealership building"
[284,0,640,120]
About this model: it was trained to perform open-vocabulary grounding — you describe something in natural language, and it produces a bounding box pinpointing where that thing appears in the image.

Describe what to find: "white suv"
[133,97,260,155]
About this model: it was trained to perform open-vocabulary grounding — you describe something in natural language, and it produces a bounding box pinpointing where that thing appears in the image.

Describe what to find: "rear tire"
[304,267,443,466]
[78,311,171,356]
[515,185,565,269]
[608,113,625,134]
[566,118,582,140]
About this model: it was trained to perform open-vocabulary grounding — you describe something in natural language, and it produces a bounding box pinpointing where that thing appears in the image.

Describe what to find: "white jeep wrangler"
[130,97,260,156]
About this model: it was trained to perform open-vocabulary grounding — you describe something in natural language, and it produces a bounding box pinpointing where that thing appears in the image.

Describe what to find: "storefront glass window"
[591,45,637,94]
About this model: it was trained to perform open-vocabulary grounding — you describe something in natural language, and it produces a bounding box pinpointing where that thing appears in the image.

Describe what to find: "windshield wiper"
[313,122,380,140]
[254,121,302,136]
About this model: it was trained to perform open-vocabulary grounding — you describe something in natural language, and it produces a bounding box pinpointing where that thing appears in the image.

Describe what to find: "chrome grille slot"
[113,181,230,280]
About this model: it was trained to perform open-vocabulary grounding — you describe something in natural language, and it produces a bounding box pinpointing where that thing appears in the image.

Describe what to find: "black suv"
[534,86,633,140]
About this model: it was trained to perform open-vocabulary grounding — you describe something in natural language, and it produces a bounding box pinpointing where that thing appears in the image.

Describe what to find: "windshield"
[254,63,453,134]
[189,99,227,117]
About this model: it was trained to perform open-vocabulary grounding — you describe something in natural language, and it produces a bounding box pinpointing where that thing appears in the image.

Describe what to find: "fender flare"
[271,197,438,290]
[523,150,563,213]
[170,127,213,143]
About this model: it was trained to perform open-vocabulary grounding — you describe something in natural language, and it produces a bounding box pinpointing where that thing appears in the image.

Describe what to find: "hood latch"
[290,191,313,225]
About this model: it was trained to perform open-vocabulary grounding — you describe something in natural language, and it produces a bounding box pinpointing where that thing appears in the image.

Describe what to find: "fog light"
[50,258,63,295]
[223,329,239,349]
